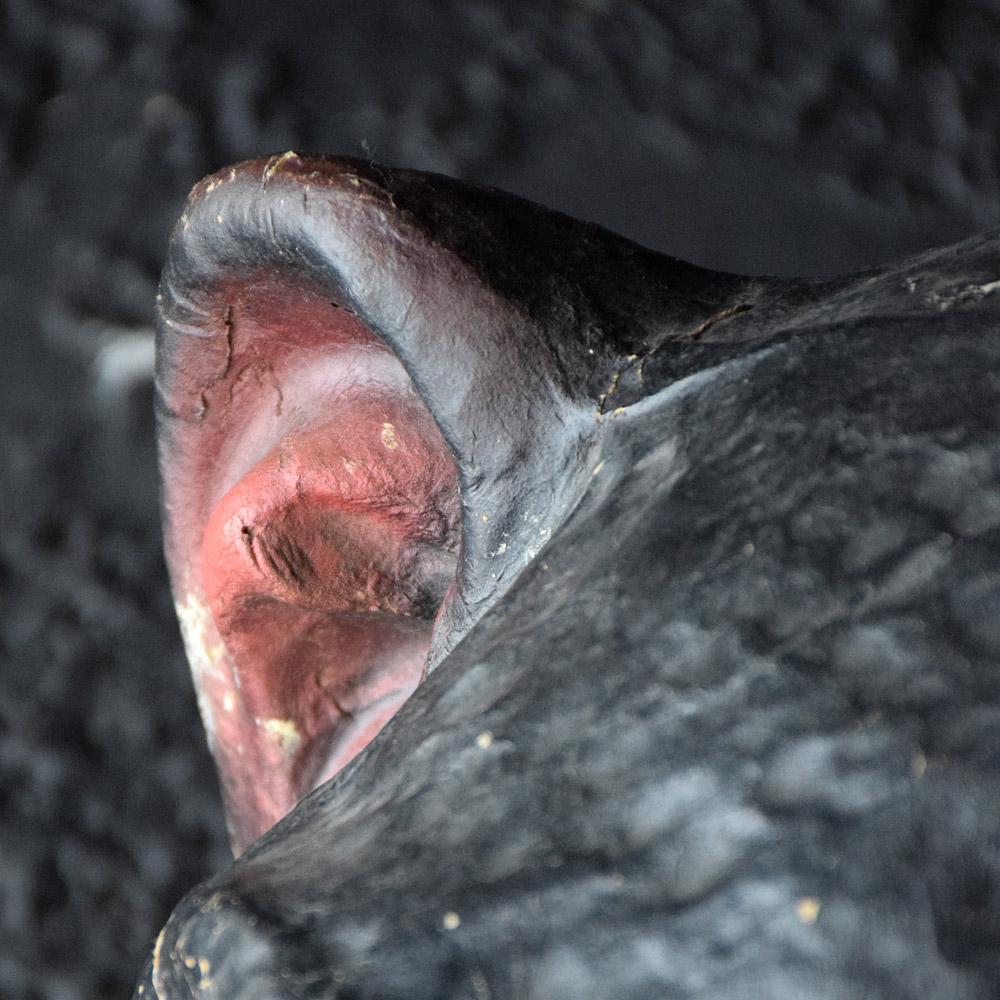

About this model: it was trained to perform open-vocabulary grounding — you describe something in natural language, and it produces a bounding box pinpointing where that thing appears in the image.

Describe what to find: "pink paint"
[162,277,460,853]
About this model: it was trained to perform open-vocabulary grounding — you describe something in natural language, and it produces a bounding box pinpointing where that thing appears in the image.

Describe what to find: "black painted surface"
[146,164,1000,997]
[2,1,1000,997]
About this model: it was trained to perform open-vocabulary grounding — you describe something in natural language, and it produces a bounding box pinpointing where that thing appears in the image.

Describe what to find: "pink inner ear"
[169,286,461,853]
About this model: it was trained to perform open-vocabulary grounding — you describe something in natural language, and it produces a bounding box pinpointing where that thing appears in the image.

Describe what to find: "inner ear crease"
[160,273,463,850]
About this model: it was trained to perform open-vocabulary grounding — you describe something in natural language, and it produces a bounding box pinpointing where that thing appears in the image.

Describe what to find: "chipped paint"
[175,592,230,743]
[261,717,302,756]
[795,897,822,924]
[262,150,299,186]
[151,928,166,996]
[597,370,621,414]
[926,278,1000,310]
[175,594,228,683]
[524,526,552,563]
[380,421,399,449]
[689,300,752,339]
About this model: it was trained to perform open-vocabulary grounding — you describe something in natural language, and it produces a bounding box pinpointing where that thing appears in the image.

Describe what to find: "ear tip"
[162,154,413,330]
[179,153,400,220]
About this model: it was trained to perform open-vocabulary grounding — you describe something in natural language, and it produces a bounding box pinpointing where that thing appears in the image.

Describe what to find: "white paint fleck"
[174,592,229,743]
[261,718,302,756]
[380,422,399,449]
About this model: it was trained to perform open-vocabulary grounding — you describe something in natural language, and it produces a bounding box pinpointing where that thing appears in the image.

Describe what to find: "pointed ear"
[158,155,595,637]
[155,155,607,848]
[156,154,756,849]
[158,155,754,629]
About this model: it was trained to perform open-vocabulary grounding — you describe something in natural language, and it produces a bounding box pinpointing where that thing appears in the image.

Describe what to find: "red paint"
[162,278,460,852]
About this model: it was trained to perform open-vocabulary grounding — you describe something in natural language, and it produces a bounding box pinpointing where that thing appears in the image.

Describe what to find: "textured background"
[1,2,999,997]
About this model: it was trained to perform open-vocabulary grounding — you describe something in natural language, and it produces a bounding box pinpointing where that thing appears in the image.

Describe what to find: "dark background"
[1,2,999,997]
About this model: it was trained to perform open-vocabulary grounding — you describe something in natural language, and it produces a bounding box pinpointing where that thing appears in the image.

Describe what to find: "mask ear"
[156,153,756,852]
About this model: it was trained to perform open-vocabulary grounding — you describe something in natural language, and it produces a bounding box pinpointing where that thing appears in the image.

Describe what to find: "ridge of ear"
[156,155,618,641]
[158,155,759,631]
[156,155,609,849]
[155,154,758,849]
